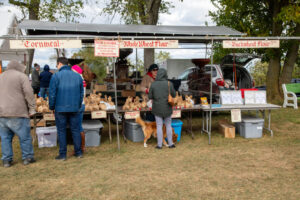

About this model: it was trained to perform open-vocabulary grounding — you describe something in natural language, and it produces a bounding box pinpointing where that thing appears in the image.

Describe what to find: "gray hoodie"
[149,68,176,118]
[0,61,36,118]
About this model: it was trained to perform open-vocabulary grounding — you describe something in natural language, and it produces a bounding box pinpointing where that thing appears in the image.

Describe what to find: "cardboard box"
[30,119,46,127]
[122,90,136,97]
[218,120,235,138]
[94,84,107,91]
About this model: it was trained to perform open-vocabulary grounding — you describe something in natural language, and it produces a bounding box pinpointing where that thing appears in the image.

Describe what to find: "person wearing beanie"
[39,64,53,99]
[0,60,36,167]
[71,65,86,153]
[140,63,159,121]
[140,64,159,95]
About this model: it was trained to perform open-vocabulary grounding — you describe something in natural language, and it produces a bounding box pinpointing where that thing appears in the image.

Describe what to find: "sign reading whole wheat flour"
[223,40,279,48]
[94,40,119,57]
[120,40,178,48]
[10,40,82,49]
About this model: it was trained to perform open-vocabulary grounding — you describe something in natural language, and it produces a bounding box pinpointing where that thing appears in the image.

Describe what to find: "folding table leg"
[108,114,112,143]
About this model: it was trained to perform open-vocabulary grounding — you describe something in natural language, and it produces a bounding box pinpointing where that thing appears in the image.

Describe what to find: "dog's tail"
[136,117,146,128]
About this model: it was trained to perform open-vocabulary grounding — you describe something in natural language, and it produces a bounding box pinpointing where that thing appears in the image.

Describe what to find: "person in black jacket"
[39,64,52,99]
[31,63,40,95]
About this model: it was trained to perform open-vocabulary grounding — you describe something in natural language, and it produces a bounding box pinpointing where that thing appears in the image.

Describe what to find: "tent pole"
[209,39,214,145]
[136,48,138,83]
[113,57,120,151]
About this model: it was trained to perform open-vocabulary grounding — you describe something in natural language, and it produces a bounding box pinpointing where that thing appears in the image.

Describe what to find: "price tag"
[231,109,241,122]
[124,111,140,119]
[171,110,181,118]
[91,111,107,119]
[43,113,55,121]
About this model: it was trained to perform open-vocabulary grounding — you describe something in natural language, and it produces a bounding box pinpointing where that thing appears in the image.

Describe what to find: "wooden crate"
[218,120,235,138]
[94,84,107,92]
[122,90,136,97]
[30,119,46,127]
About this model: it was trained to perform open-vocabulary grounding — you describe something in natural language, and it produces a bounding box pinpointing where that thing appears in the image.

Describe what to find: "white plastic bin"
[239,117,264,138]
[82,120,103,147]
[36,126,57,148]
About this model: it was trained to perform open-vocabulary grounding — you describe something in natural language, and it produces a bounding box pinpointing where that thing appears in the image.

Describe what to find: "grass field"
[0,108,299,200]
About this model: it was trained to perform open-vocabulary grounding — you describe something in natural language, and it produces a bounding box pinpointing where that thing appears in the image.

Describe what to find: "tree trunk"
[279,24,300,93]
[144,48,155,70]
[26,0,40,74]
[266,49,282,102]
[143,0,161,70]
[266,0,284,102]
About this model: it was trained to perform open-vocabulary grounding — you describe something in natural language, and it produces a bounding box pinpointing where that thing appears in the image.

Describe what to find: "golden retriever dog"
[136,117,178,147]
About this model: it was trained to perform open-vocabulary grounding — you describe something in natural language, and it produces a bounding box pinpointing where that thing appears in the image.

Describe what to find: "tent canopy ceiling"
[17,20,245,44]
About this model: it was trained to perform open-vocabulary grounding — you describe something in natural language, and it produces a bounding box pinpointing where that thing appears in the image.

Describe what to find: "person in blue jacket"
[49,57,84,161]
[39,64,52,99]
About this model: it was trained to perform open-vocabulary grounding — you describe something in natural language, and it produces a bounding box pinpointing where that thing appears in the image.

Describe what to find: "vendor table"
[31,107,198,145]
[201,104,281,144]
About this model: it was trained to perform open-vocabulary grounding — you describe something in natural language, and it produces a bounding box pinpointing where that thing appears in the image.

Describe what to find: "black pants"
[145,112,155,122]
[32,86,40,95]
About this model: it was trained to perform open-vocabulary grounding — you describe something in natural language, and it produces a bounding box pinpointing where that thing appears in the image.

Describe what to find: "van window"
[178,69,192,80]
[204,66,217,77]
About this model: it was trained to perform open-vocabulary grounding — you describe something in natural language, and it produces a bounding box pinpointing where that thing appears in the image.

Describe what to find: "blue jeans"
[79,104,85,133]
[0,117,34,161]
[55,112,82,157]
[40,87,49,99]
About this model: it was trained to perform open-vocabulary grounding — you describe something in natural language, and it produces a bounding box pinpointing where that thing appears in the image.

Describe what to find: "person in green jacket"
[149,68,176,149]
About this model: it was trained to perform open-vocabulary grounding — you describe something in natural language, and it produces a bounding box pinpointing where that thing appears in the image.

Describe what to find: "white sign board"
[10,40,82,49]
[124,111,140,119]
[94,40,119,57]
[91,111,107,119]
[220,91,243,105]
[231,109,241,122]
[120,40,178,48]
[171,110,181,118]
[244,91,267,104]
[223,40,280,48]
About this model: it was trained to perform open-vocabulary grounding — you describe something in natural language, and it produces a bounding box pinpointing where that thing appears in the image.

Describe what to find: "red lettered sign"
[94,40,119,57]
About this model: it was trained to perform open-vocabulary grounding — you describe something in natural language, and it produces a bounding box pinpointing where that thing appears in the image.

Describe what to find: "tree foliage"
[39,0,84,23]
[155,51,170,63]
[209,0,300,101]
[102,0,182,69]
[250,62,268,87]
[72,48,110,83]
[102,0,177,24]
[8,0,85,72]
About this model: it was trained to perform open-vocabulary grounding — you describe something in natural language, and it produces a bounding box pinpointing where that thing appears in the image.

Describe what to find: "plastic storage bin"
[82,120,103,147]
[171,119,183,142]
[36,126,57,148]
[238,117,264,138]
[124,120,144,142]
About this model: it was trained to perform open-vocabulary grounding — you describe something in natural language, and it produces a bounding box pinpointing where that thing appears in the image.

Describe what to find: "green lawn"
[0,108,299,200]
